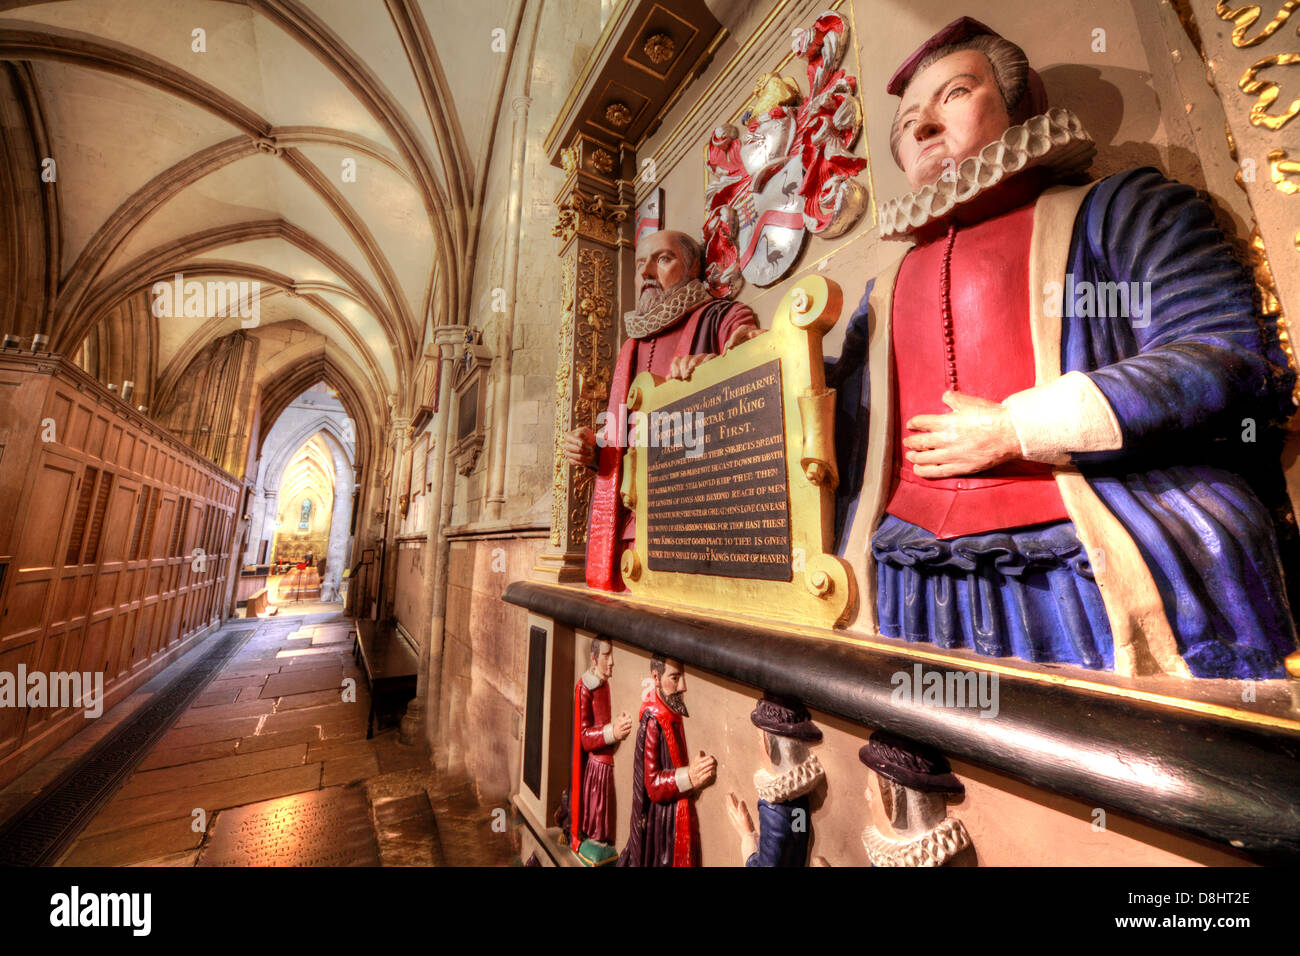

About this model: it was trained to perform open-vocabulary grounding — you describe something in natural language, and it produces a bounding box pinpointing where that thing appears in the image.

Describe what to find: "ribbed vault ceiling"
[0,0,522,419]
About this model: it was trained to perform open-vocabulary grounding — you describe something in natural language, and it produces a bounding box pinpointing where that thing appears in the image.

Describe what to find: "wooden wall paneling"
[0,356,242,785]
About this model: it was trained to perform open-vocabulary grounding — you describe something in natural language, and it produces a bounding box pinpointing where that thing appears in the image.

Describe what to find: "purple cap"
[886,16,1046,119]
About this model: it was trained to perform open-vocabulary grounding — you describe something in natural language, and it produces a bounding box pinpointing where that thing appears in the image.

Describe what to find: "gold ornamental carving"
[563,248,617,551]
[643,32,675,65]
[561,146,579,175]
[551,257,576,547]
[1271,148,1300,193]
[605,102,632,127]
[1197,0,1300,399]
[591,148,615,174]
[553,188,629,246]
[1237,52,1300,129]
[1215,1,1297,47]
[575,248,614,410]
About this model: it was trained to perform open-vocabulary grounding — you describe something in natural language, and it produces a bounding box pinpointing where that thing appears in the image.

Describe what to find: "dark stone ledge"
[504,580,1300,861]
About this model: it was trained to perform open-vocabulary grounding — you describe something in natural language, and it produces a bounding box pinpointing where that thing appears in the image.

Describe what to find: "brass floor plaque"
[197,784,380,867]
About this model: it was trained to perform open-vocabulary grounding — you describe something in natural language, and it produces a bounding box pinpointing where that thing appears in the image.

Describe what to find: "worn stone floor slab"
[261,667,344,699]
[117,743,310,800]
[81,763,325,838]
[196,784,380,867]
[136,739,241,772]
[60,816,203,867]
[173,698,276,727]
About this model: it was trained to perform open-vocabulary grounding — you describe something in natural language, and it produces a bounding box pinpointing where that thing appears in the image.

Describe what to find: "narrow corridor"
[0,613,518,867]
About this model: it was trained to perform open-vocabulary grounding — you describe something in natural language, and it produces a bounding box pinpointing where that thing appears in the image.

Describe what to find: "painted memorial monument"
[567,638,632,866]
[628,14,1300,680]
[834,16,1299,680]
[514,1,1300,868]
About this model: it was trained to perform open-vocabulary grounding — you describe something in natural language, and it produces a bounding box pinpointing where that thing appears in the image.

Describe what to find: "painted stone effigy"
[726,694,826,867]
[832,16,1299,679]
[617,656,717,866]
[568,637,632,866]
[859,731,973,867]
[561,229,760,593]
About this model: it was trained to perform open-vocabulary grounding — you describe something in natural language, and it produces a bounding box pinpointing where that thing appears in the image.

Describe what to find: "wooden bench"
[353,619,418,739]
[246,587,271,617]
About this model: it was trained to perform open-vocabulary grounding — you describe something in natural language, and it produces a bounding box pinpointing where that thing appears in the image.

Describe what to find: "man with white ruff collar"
[726,694,826,867]
[832,17,1298,679]
[563,229,759,592]
[858,730,973,867]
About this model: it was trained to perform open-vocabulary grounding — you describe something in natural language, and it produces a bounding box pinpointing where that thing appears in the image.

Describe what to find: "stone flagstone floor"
[0,612,520,867]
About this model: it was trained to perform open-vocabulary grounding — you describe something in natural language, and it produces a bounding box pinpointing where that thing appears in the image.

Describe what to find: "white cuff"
[1002,371,1123,464]
[675,766,693,793]
[601,723,615,745]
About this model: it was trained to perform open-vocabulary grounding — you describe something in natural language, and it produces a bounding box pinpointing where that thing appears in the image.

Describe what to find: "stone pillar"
[262,490,280,561]
[381,415,411,616]
[324,438,352,601]
[534,137,630,582]
[483,93,534,521]
[245,480,268,564]
[401,324,461,747]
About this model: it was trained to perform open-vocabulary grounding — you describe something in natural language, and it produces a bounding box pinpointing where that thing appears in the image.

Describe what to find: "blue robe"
[831,168,1299,679]
[745,795,812,867]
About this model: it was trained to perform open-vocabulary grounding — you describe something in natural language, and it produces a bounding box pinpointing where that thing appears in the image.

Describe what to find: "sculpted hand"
[668,352,716,381]
[903,391,1022,478]
[613,712,633,741]
[562,426,597,468]
[726,792,755,836]
[722,325,763,352]
[688,751,717,789]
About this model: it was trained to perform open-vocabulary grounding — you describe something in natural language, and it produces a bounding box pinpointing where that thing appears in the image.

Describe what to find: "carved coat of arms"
[704,11,868,294]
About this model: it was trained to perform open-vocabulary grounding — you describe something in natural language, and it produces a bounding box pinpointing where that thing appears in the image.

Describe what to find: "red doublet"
[639,693,697,867]
[887,182,1068,538]
[570,677,615,850]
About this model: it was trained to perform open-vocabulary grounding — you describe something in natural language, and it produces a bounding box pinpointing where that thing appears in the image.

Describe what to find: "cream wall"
[579,634,1251,866]
[448,0,608,530]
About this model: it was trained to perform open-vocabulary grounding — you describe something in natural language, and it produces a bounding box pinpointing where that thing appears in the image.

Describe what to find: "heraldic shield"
[704,10,870,295]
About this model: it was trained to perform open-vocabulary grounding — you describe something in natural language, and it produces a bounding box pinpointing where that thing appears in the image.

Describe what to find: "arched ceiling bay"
[1,0,522,418]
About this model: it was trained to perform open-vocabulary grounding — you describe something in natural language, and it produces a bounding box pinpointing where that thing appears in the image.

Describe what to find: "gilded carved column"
[1179,1,1300,390]
[535,138,630,582]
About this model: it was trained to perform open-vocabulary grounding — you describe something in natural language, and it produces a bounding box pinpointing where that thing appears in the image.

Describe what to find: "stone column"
[324,438,352,601]
[380,415,411,616]
[483,93,533,521]
[534,137,630,582]
[262,490,280,561]
[401,324,461,746]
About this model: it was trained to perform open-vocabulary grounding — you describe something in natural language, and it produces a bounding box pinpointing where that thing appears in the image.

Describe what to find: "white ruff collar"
[861,816,971,867]
[753,754,825,804]
[624,279,714,339]
[580,667,605,690]
[878,108,1096,240]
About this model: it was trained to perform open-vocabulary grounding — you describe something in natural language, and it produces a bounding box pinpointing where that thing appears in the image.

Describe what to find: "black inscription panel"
[646,359,791,580]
